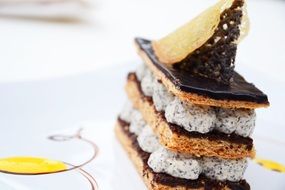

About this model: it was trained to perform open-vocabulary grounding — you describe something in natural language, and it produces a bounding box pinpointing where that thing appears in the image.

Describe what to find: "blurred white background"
[0,0,284,137]
[0,0,283,82]
[0,0,285,139]
[0,0,284,140]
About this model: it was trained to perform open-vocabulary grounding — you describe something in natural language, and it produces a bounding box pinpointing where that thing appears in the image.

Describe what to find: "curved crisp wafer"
[152,0,250,64]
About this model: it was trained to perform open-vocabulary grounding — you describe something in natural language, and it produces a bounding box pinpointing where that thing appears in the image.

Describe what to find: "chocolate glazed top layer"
[117,118,250,190]
[128,72,253,150]
[135,38,269,104]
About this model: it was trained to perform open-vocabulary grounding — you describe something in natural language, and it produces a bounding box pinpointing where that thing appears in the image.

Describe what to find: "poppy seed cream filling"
[136,64,256,137]
[119,103,248,181]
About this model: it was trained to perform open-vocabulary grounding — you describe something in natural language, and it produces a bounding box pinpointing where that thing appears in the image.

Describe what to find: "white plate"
[0,65,284,190]
[0,122,284,190]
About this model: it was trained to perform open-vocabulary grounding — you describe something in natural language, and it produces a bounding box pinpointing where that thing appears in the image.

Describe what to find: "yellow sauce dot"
[254,157,285,173]
[0,157,67,174]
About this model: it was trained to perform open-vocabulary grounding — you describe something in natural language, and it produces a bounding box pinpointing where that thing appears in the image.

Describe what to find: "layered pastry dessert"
[115,0,269,189]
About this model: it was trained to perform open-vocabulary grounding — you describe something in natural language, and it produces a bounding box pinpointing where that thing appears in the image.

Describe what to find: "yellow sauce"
[0,157,67,174]
[254,157,285,173]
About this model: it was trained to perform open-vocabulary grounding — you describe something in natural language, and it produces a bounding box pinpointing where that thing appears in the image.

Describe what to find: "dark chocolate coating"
[135,38,269,104]
[117,118,250,190]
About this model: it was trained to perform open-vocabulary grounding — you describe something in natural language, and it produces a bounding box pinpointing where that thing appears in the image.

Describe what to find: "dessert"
[115,0,269,189]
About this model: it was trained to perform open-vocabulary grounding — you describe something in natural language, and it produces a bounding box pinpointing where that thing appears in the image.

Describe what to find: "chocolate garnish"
[176,0,244,84]
[127,72,254,149]
[117,118,250,190]
[135,38,269,105]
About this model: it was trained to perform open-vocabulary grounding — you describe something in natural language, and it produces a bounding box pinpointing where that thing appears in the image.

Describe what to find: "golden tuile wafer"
[152,0,249,65]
